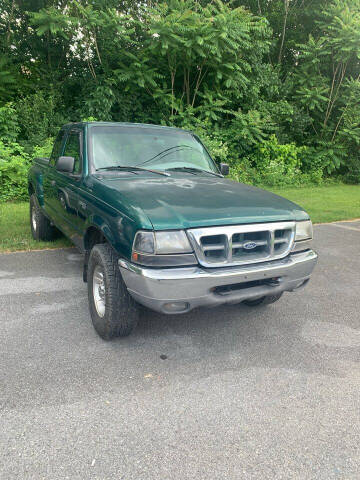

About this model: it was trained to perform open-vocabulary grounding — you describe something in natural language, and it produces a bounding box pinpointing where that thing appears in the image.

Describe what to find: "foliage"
[32,137,54,158]
[15,91,66,149]
[229,136,324,187]
[0,103,54,200]
[0,104,20,142]
[136,1,270,118]
[0,0,360,202]
[0,141,30,201]
[0,58,17,102]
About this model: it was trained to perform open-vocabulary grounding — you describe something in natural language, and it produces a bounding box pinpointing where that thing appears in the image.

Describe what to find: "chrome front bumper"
[118,250,318,314]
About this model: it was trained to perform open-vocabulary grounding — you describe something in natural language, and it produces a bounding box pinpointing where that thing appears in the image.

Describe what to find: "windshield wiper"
[136,145,195,167]
[166,166,222,177]
[96,165,169,176]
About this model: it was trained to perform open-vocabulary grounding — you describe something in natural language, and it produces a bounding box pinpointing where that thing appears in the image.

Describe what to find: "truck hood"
[97,174,309,230]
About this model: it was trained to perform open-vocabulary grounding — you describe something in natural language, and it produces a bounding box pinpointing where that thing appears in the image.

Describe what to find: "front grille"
[187,222,295,267]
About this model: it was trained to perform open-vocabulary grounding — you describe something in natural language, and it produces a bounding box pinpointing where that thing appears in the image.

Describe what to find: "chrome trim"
[119,249,318,314]
[187,222,296,268]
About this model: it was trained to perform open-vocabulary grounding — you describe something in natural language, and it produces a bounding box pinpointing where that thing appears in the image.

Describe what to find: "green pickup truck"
[28,122,317,339]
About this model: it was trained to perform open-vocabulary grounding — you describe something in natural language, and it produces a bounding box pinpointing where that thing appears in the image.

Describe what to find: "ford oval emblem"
[243,241,257,250]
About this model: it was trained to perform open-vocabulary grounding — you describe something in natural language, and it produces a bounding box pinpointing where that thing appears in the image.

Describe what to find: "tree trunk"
[278,0,289,64]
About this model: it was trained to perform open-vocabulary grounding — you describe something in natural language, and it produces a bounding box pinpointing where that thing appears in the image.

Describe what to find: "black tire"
[30,194,56,241]
[243,292,283,306]
[88,243,139,340]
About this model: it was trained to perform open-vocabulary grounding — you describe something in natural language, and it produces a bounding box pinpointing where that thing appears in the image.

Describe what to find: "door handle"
[51,180,56,186]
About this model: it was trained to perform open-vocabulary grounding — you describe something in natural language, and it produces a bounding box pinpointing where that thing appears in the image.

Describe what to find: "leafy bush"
[229,136,324,187]
[0,104,20,142]
[32,137,54,158]
[15,91,66,149]
[0,136,55,202]
[343,157,360,184]
[0,141,30,201]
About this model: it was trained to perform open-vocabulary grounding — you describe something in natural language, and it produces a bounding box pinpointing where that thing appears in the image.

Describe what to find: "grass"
[0,202,71,253]
[0,184,359,253]
[270,184,360,224]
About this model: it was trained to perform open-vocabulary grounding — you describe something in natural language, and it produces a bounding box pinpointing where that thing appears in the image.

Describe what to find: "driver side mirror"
[220,163,229,176]
[56,156,75,173]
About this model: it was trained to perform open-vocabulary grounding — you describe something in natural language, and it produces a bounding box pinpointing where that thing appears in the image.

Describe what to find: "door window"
[63,131,82,174]
[50,130,65,166]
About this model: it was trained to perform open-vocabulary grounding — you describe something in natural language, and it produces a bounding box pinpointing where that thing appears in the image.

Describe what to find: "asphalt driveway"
[1,221,360,479]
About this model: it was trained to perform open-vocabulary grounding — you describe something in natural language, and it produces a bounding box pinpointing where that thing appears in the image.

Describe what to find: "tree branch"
[278,0,289,65]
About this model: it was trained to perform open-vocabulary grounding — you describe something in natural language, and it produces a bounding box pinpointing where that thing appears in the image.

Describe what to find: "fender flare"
[83,214,117,250]
[82,215,118,282]
[28,176,44,206]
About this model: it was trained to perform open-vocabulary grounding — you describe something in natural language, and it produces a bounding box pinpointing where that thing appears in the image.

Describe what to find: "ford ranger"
[28,122,317,339]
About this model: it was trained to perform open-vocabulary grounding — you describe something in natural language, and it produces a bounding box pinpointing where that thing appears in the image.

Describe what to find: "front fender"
[83,213,136,260]
[84,214,116,248]
[28,166,44,206]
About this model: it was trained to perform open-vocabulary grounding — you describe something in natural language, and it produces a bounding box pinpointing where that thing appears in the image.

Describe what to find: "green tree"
[292,0,360,173]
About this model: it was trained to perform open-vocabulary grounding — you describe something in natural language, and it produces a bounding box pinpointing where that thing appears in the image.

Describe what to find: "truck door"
[52,128,85,248]
[43,129,66,221]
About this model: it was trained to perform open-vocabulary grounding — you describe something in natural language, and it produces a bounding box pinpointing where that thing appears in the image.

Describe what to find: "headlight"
[155,231,192,254]
[293,220,313,252]
[295,220,313,241]
[132,230,196,266]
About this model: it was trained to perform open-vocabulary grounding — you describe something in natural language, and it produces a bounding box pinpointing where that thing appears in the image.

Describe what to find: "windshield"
[89,125,218,174]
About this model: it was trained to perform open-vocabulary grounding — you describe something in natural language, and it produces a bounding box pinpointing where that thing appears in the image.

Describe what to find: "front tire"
[30,194,56,241]
[88,243,139,340]
[243,292,283,306]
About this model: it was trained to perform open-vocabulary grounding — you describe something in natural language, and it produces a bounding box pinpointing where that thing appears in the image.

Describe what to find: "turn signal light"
[132,252,139,262]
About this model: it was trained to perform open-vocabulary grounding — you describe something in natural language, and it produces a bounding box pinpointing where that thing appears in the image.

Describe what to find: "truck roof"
[62,121,190,133]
